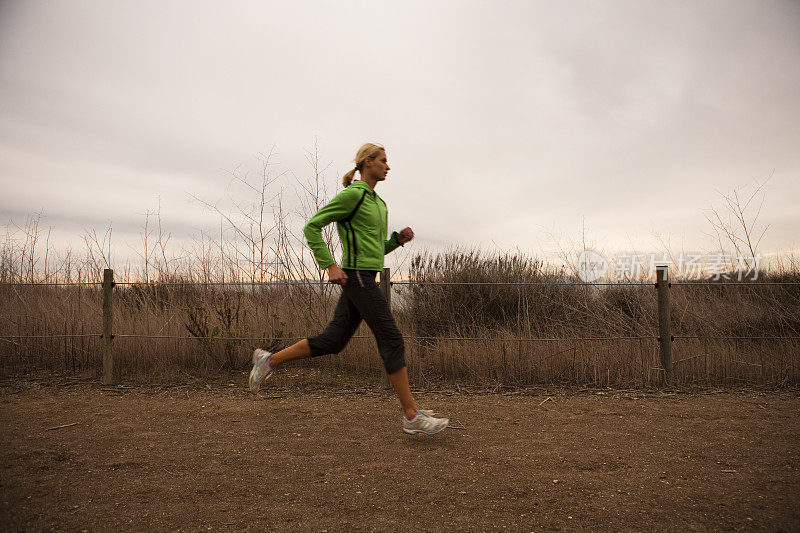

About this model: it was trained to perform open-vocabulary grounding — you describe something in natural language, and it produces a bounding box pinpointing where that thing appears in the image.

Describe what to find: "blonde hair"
[342,143,385,187]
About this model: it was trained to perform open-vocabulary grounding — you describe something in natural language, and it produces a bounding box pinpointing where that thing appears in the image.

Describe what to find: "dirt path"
[1,383,798,532]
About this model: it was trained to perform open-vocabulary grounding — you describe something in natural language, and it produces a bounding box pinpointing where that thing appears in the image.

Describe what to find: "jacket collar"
[351,180,376,196]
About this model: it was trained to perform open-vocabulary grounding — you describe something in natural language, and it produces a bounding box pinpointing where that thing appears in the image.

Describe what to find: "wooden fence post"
[102,268,115,384]
[656,264,672,385]
[380,267,392,388]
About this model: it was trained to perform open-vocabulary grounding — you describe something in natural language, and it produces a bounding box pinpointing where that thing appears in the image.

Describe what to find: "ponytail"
[342,167,357,188]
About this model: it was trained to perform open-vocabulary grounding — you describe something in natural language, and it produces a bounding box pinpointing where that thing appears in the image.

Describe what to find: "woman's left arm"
[384,227,414,255]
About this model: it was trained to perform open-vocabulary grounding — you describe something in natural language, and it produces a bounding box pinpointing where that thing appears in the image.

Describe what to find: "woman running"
[248,142,449,435]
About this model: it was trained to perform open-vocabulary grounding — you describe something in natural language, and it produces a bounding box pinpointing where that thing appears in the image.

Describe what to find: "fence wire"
[111,334,660,341]
[1,333,657,341]
[5,333,798,342]
[1,334,101,339]
[674,335,800,340]
[1,282,103,286]
[3,279,799,287]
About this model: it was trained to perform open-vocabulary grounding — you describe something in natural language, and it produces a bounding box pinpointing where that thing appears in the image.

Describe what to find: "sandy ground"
[1,379,798,532]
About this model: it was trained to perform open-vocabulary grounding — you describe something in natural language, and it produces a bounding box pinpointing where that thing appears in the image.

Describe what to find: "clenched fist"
[397,227,414,244]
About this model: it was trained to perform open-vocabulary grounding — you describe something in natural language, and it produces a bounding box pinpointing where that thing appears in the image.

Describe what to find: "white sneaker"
[248,348,273,393]
[402,410,449,435]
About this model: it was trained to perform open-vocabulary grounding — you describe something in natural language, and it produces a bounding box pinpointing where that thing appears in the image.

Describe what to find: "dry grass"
[1,247,798,387]
[394,250,799,387]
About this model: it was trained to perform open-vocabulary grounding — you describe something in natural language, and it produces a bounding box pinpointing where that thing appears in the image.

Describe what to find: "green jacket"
[304,180,402,271]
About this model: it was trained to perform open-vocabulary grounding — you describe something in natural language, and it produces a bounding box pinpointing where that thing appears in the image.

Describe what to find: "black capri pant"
[307,269,406,374]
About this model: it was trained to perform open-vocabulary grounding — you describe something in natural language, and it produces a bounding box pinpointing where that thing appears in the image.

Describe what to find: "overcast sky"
[1,0,799,270]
